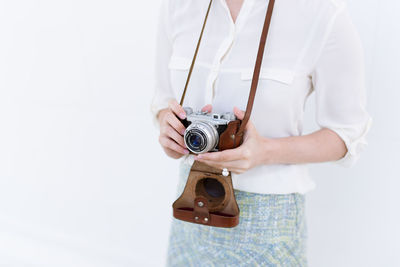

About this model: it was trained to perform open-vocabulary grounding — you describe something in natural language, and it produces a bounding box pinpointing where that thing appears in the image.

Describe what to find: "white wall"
[0,0,398,266]
[304,1,400,266]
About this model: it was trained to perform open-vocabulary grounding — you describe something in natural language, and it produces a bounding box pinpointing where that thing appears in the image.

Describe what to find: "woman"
[151,0,372,266]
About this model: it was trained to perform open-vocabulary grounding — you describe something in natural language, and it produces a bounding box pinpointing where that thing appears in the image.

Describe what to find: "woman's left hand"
[194,107,276,174]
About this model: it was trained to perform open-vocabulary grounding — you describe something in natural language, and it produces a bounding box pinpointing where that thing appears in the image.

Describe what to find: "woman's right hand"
[157,99,212,159]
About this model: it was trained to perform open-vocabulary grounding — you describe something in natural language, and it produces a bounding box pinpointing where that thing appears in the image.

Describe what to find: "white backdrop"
[0,0,398,266]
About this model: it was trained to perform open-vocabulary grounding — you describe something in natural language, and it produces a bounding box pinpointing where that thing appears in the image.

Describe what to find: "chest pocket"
[168,56,212,107]
[167,56,192,99]
[238,67,300,115]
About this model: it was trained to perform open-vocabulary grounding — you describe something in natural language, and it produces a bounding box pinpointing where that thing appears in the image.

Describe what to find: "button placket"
[205,9,236,104]
[205,0,254,104]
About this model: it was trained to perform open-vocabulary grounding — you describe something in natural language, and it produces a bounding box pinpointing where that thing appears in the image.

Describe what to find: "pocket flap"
[240,68,295,85]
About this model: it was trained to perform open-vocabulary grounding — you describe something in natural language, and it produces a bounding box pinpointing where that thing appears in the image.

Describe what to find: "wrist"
[157,108,169,122]
[260,136,283,165]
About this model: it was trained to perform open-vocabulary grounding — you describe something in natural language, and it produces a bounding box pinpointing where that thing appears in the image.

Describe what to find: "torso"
[165,0,345,194]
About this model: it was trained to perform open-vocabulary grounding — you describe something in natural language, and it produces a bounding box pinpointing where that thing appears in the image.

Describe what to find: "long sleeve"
[311,5,373,168]
[150,0,175,129]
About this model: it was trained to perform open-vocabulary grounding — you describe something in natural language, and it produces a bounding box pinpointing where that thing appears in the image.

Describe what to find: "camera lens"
[184,122,219,154]
[185,130,206,153]
[189,134,202,148]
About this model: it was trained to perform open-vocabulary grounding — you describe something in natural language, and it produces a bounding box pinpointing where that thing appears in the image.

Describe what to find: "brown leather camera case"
[173,161,240,227]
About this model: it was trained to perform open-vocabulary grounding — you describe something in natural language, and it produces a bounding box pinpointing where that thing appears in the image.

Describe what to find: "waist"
[232,164,315,194]
[179,156,316,195]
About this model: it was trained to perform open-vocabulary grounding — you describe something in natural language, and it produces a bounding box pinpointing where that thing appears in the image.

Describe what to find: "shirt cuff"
[329,117,373,168]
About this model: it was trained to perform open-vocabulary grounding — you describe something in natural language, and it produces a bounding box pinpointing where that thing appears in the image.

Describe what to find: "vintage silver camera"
[180,107,237,154]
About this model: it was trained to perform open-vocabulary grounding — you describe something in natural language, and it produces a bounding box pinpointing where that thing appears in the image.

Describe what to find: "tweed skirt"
[166,160,308,267]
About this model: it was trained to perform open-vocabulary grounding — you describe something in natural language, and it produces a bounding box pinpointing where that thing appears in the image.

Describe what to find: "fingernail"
[179,113,186,119]
[196,154,202,159]
[184,149,189,154]
[181,129,186,135]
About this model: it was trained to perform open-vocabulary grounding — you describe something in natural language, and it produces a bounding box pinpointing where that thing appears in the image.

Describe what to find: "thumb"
[234,107,255,137]
[201,104,213,113]
[233,106,245,120]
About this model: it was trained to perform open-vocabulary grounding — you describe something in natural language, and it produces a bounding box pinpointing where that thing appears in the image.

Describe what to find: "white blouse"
[150,0,372,194]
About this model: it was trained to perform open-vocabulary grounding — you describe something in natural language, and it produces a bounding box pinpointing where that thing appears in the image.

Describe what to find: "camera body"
[180,107,237,154]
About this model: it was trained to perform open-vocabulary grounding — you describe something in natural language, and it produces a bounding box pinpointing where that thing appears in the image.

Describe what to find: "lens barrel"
[184,122,219,154]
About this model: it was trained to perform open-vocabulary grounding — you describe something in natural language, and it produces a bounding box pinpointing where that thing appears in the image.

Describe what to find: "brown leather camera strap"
[237,0,275,136]
[179,0,276,136]
[179,0,213,106]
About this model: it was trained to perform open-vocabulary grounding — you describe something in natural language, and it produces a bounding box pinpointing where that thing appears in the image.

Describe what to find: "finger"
[196,159,226,172]
[196,159,224,170]
[164,125,185,148]
[166,112,186,135]
[168,99,186,119]
[201,104,212,113]
[159,136,189,155]
[195,159,231,169]
[196,159,245,173]
[233,106,245,120]
[195,148,244,162]
[164,147,184,159]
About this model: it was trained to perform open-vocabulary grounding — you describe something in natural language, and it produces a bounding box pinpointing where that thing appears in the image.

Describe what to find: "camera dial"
[183,107,193,116]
